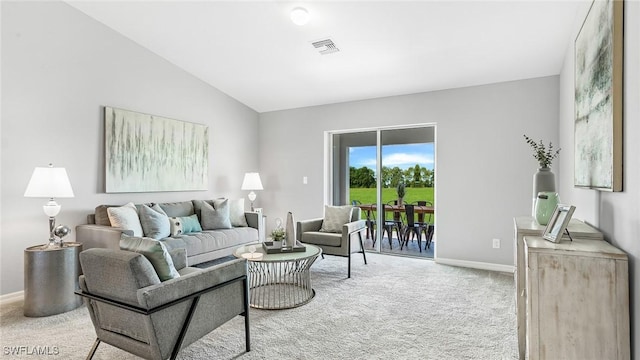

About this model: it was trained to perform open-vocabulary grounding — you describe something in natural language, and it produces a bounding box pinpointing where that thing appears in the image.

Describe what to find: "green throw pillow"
[181,214,202,234]
[119,234,180,281]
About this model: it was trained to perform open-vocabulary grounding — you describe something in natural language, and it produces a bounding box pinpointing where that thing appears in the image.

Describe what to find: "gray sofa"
[76,200,263,266]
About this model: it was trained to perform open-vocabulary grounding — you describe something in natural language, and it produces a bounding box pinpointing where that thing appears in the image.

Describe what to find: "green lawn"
[349,187,434,206]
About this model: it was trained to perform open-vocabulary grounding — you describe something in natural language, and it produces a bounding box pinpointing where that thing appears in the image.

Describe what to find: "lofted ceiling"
[66,1,585,113]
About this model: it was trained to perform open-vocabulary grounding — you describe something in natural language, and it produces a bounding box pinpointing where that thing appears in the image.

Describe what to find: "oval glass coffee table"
[233,243,321,310]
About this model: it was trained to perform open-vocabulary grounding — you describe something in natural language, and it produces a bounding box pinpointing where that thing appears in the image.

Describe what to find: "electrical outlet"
[303,176,308,184]
[492,238,501,249]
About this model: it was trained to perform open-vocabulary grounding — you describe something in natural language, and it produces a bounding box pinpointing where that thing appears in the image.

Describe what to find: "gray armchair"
[296,207,367,278]
[76,248,250,360]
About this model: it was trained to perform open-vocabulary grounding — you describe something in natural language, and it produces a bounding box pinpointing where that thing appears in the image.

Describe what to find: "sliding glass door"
[328,125,435,258]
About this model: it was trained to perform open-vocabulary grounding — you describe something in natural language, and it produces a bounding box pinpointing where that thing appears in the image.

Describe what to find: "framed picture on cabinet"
[543,205,576,243]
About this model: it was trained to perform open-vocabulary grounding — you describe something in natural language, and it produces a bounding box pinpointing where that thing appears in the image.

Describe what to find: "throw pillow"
[94,205,118,226]
[216,198,248,227]
[181,214,202,234]
[107,202,143,237]
[119,234,180,281]
[168,217,184,236]
[320,205,354,233]
[138,204,170,240]
[201,200,232,230]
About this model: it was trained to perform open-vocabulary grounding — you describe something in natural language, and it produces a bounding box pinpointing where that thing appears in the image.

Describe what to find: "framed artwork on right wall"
[574,0,623,192]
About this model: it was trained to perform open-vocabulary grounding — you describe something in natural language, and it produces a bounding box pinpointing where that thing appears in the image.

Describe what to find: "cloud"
[360,153,433,168]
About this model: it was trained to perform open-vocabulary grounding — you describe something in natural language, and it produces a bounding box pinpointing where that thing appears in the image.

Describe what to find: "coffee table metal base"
[247,256,317,310]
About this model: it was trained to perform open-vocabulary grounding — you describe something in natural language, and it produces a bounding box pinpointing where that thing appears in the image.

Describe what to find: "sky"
[349,143,434,171]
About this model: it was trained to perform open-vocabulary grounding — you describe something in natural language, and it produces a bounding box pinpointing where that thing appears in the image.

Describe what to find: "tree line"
[349,165,434,188]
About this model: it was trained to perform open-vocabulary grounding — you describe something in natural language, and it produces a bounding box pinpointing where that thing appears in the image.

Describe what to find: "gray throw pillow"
[320,205,354,233]
[214,198,248,227]
[201,200,232,230]
[120,234,180,281]
[138,204,170,240]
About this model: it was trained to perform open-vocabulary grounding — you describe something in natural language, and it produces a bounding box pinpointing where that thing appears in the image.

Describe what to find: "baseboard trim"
[0,291,24,305]
[436,257,514,273]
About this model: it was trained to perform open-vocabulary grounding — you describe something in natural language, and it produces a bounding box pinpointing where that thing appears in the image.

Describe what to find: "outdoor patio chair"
[400,204,426,252]
[381,200,403,248]
[408,200,434,249]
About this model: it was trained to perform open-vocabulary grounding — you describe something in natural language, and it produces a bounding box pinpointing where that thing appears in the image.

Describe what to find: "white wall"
[0,1,259,295]
[259,76,559,268]
[558,1,639,357]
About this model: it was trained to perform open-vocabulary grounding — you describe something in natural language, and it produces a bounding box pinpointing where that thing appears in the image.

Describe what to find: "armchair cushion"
[300,231,343,247]
[120,234,180,281]
[319,205,354,233]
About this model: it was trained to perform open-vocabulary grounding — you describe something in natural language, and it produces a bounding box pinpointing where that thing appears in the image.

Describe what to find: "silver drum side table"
[24,242,83,317]
[234,243,321,310]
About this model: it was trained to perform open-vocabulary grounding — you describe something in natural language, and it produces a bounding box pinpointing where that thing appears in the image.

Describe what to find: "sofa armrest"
[296,218,324,240]
[245,212,259,229]
[76,224,133,251]
[137,258,247,309]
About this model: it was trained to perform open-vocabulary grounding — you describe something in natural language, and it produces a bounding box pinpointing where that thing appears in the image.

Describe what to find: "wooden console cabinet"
[513,217,602,359]
[524,236,629,360]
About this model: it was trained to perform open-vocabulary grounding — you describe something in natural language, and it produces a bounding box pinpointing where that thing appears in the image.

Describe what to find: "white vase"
[285,212,296,248]
[532,167,556,216]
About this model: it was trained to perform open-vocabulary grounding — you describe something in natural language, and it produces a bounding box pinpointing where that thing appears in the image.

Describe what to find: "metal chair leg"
[86,338,101,360]
[358,232,367,265]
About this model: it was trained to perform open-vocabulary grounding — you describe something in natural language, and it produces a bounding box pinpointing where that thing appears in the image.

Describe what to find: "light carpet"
[0,253,517,359]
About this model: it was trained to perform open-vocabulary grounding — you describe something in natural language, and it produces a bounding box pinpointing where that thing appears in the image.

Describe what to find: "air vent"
[311,38,340,55]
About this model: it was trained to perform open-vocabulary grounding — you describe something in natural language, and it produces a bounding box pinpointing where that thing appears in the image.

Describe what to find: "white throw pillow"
[320,205,354,233]
[228,199,248,227]
[168,217,184,236]
[107,202,143,237]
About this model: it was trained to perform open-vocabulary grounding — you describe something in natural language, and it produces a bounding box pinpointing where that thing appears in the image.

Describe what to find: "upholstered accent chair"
[296,206,367,278]
[76,248,250,360]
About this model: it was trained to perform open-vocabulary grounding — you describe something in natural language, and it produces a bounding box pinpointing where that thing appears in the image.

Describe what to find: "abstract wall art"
[574,0,623,191]
[105,107,209,193]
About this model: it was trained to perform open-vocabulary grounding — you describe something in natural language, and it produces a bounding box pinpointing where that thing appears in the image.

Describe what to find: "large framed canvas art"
[574,0,623,191]
[105,107,209,193]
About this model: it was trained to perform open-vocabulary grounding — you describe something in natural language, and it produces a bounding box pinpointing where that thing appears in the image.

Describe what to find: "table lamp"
[24,164,74,248]
[241,172,263,211]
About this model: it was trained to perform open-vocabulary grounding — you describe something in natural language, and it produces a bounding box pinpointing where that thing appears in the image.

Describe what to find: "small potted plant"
[270,227,285,242]
[396,182,406,205]
[523,134,561,169]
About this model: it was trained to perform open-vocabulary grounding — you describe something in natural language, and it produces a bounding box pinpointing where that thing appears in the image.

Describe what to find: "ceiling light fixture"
[290,7,310,26]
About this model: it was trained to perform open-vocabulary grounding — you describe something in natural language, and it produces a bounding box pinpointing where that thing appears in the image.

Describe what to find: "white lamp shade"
[241,172,263,191]
[24,166,74,198]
